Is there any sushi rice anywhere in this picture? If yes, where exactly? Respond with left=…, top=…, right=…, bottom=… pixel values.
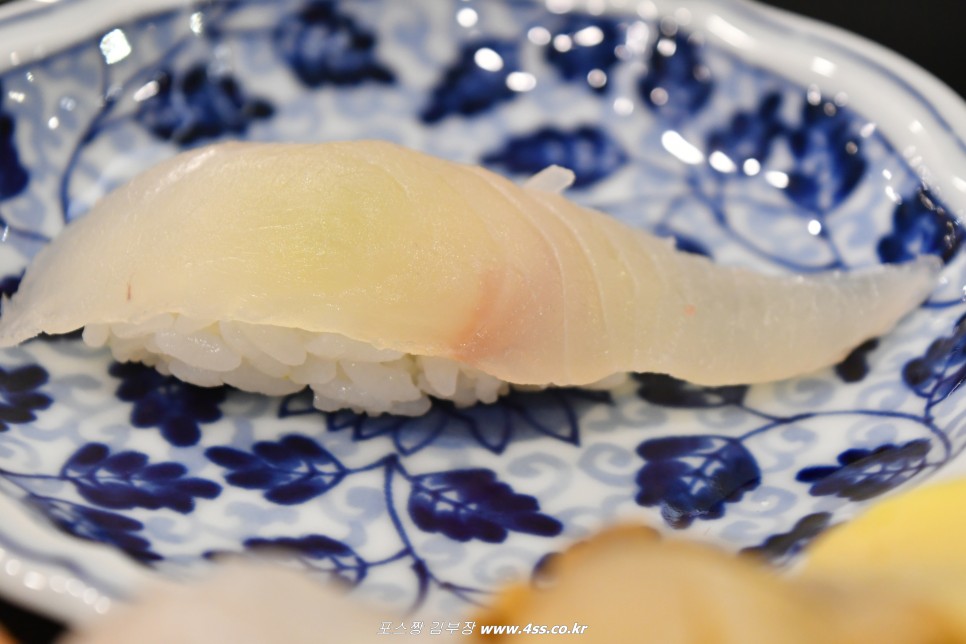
left=83, top=315, right=626, bottom=416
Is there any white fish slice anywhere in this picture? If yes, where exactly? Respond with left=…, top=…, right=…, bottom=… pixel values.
left=0, top=141, right=939, bottom=394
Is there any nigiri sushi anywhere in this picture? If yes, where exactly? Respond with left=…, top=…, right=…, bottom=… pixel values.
left=0, top=141, right=938, bottom=415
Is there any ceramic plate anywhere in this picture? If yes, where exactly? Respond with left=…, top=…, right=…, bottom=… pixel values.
left=1, top=0, right=966, bottom=626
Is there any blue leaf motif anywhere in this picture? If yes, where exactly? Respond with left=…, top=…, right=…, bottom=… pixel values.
left=60, top=443, right=220, bottom=513
left=635, top=435, right=761, bottom=529
left=877, top=187, right=962, bottom=265
left=273, top=0, right=394, bottom=88
left=902, top=312, right=966, bottom=404
left=408, top=469, right=562, bottom=543
left=796, top=439, right=931, bottom=501
left=783, top=97, right=866, bottom=213
left=483, top=126, right=627, bottom=188
left=245, top=534, right=368, bottom=585
left=0, top=273, right=21, bottom=299
left=0, top=80, right=29, bottom=200
left=110, top=361, right=225, bottom=447
left=0, top=364, right=52, bottom=432
left=705, top=92, right=785, bottom=172
left=635, top=373, right=747, bottom=408
left=421, top=39, right=521, bottom=123
left=474, top=387, right=608, bottom=448
left=30, top=497, right=162, bottom=564
left=639, top=30, right=713, bottom=118
left=206, top=434, right=345, bottom=505
left=741, top=512, right=833, bottom=565
left=324, top=405, right=446, bottom=454
left=543, top=14, right=622, bottom=92
left=136, top=64, right=273, bottom=145
left=834, top=339, right=879, bottom=383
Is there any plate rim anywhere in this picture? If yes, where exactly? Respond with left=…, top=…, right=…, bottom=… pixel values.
left=0, top=0, right=965, bottom=626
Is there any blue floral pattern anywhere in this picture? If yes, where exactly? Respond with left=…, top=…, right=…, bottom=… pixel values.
left=0, top=445, right=220, bottom=564
left=543, top=14, right=622, bottom=92
left=783, top=99, right=867, bottom=214
left=635, top=435, right=761, bottom=528
left=878, top=188, right=962, bottom=264
left=796, top=440, right=933, bottom=501
left=834, top=339, right=879, bottom=383
left=110, top=362, right=226, bottom=447
left=60, top=443, right=220, bottom=513
left=742, top=512, right=834, bottom=565
left=136, top=65, right=274, bottom=145
left=282, top=387, right=609, bottom=455
left=0, top=365, right=51, bottom=432
left=206, top=434, right=345, bottom=505
left=903, top=312, right=966, bottom=404
left=639, top=31, right=713, bottom=118
left=421, top=39, right=521, bottom=123
left=0, top=0, right=965, bottom=620
left=273, top=1, right=393, bottom=88
left=408, top=469, right=562, bottom=543
left=243, top=534, right=368, bottom=585
left=205, top=440, right=560, bottom=603
left=635, top=374, right=748, bottom=408
left=483, top=126, right=627, bottom=188
left=30, top=498, right=162, bottom=564
left=0, top=80, right=28, bottom=200
left=706, top=92, right=784, bottom=172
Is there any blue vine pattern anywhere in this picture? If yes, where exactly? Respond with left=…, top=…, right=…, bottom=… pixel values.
left=207, top=435, right=561, bottom=606
left=273, top=0, right=394, bottom=88
left=281, top=387, right=610, bottom=455
left=30, top=497, right=163, bottom=564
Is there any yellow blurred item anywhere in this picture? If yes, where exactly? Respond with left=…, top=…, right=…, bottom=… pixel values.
left=803, top=477, right=966, bottom=634
left=473, top=525, right=957, bottom=643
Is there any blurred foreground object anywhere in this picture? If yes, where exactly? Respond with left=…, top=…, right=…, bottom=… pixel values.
left=60, top=563, right=384, bottom=644
left=473, top=526, right=957, bottom=643
left=803, top=477, right=966, bottom=634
